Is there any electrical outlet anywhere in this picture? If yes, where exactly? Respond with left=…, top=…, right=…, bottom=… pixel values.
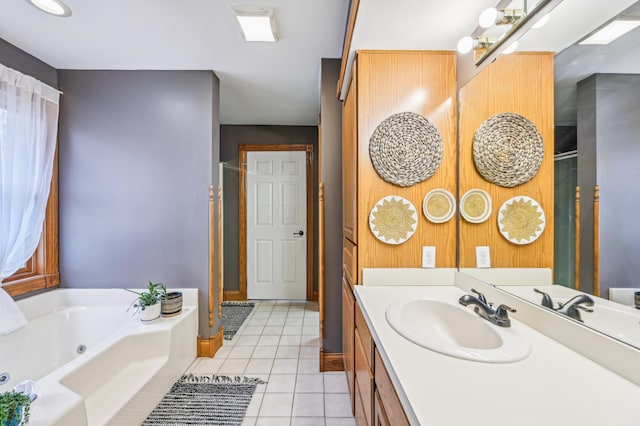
left=476, top=246, right=491, bottom=268
left=422, top=246, right=436, bottom=268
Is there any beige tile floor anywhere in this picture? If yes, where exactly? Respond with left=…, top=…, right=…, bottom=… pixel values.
left=186, top=300, right=355, bottom=426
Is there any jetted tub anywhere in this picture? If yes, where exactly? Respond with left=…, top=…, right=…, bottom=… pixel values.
left=0, top=288, right=198, bottom=425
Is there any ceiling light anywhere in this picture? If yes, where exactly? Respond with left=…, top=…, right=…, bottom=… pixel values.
left=27, top=0, right=72, bottom=17
left=579, top=20, right=640, bottom=45
left=232, top=6, right=278, bottom=42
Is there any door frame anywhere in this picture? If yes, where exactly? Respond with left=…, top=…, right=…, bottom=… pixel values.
left=239, top=144, right=314, bottom=301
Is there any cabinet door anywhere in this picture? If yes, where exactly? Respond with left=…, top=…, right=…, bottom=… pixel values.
left=342, top=277, right=355, bottom=413
left=374, top=349, right=410, bottom=426
left=374, top=390, right=390, bottom=426
left=342, top=77, right=357, bottom=243
left=355, top=327, right=373, bottom=425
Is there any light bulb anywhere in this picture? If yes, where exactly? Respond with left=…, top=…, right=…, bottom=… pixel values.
left=457, top=36, right=474, bottom=54
left=503, top=41, right=519, bottom=54
left=531, top=13, right=550, bottom=29
left=478, top=7, right=498, bottom=29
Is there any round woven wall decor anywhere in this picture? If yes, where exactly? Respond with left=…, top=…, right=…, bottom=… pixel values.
left=473, top=112, right=544, bottom=188
left=369, top=112, right=443, bottom=187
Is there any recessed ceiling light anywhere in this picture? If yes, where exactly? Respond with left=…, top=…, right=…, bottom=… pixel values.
left=232, top=6, right=278, bottom=42
left=579, top=20, right=640, bottom=45
left=27, top=0, right=72, bottom=17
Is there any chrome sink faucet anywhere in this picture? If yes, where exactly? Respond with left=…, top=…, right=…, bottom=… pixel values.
left=534, top=289, right=594, bottom=322
left=458, top=288, right=515, bottom=328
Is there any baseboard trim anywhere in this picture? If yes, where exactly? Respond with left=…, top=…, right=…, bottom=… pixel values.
left=223, top=290, right=244, bottom=301
left=197, top=326, right=224, bottom=357
left=320, top=350, right=344, bottom=372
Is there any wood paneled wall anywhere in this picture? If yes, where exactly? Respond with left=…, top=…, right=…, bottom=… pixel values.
left=458, top=53, right=554, bottom=268
left=356, top=51, right=458, bottom=277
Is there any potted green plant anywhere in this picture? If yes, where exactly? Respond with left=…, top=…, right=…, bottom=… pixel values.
left=159, top=283, right=183, bottom=317
left=0, top=391, right=31, bottom=426
left=126, top=281, right=162, bottom=321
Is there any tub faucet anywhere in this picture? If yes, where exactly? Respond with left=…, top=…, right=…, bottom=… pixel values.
left=458, top=289, right=515, bottom=328
left=556, top=294, right=594, bottom=322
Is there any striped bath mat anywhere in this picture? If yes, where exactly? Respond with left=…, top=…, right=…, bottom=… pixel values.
left=221, top=302, right=255, bottom=340
left=143, top=375, right=265, bottom=425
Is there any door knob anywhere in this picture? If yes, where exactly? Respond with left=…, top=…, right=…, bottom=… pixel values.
left=293, top=230, right=304, bottom=236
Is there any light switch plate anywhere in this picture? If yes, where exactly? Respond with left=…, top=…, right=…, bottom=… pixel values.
left=476, top=246, right=491, bottom=268
left=422, top=246, right=436, bottom=268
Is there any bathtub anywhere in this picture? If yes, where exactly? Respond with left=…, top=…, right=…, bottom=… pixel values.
left=0, top=288, right=198, bottom=425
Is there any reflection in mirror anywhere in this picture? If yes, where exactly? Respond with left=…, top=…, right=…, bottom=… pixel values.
left=459, top=268, right=640, bottom=349
left=458, top=1, right=640, bottom=349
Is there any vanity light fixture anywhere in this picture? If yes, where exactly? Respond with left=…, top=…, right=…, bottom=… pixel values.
left=458, top=0, right=563, bottom=65
left=26, top=0, right=72, bottom=17
left=478, top=8, right=525, bottom=29
left=579, top=19, right=640, bottom=45
left=232, top=6, right=278, bottom=42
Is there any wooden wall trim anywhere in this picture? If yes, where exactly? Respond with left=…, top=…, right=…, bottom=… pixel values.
left=239, top=149, right=248, bottom=301
left=575, top=186, right=581, bottom=291
left=337, top=0, right=361, bottom=99
left=238, top=144, right=315, bottom=301
left=218, top=184, right=224, bottom=318
left=209, top=185, right=215, bottom=327
left=223, top=290, right=243, bottom=301
left=321, top=351, right=345, bottom=372
left=197, top=326, right=224, bottom=358
left=593, top=185, right=600, bottom=297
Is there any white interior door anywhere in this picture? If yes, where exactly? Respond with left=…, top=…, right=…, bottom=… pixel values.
left=247, top=151, right=307, bottom=299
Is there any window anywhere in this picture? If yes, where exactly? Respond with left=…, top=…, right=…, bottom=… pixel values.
left=0, top=155, right=59, bottom=297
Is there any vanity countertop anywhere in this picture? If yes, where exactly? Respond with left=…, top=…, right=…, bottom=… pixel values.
left=355, top=285, right=640, bottom=426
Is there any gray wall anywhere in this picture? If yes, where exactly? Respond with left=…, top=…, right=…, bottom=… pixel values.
left=577, top=73, right=640, bottom=297
left=0, top=38, right=57, bottom=88
left=320, top=59, right=343, bottom=354
left=57, top=70, right=220, bottom=337
left=220, top=125, right=318, bottom=295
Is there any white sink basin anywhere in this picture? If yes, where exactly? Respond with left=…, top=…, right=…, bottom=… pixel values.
left=385, top=298, right=531, bottom=363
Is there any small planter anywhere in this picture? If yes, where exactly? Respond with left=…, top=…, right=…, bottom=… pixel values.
left=140, top=303, right=161, bottom=322
left=161, top=292, right=183, bottom=317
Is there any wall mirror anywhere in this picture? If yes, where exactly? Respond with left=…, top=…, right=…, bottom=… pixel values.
left=460, top=0, right=640, bottom=349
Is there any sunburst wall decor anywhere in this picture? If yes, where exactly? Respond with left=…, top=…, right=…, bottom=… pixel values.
left=498, top=196, right=546, bottom=245
left=369, top=196, right=418, bottom=245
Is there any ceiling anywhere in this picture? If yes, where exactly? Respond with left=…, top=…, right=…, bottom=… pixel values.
left=0, top=0, right=637, bottom=126
left=0, top=0, right=349, bottom=126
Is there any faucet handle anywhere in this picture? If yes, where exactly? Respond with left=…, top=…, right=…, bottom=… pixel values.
left=470, top=288, right=487, bottom=304
left=495, top=304, right=516, bottom=320
left=534, top=288, right=555, bottom=309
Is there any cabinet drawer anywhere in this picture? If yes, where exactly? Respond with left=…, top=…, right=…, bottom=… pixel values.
left=374, top=349, right=409, bottom=426
left=355, top=302, right=373, bottom=368
left=343, top=237, right=357, bottom=287
left=355, top=327, right=373, bottom=426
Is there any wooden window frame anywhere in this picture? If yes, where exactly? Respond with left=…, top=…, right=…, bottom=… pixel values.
left=1, top=148, right=59, bottom=297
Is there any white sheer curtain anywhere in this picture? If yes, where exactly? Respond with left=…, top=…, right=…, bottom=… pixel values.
left=0, top=63, right=60, bottom=335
